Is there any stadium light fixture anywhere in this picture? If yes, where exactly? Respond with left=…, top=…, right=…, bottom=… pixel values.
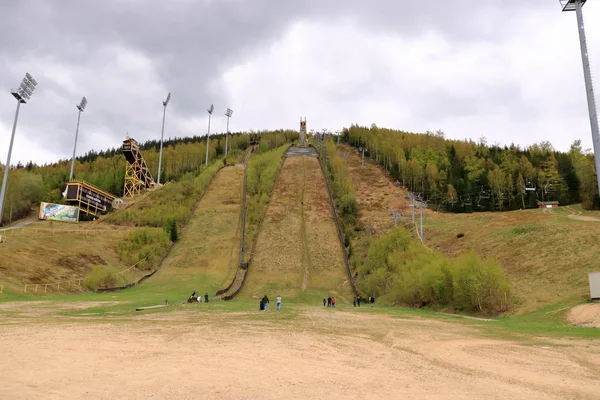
left=157, top=92, right=171, bottom=185
left=0, top=73, right=38, bottom=225
left=69, top=96, right=88, bottom=180
left=561, top=0, right=600, bottom=194
left=205, top=104, right=214, bottom=164
left=225, top=108, right=233, bottom=157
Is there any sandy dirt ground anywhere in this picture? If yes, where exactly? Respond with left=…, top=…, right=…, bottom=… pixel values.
left=568, top=303, right=600, bottom=328
left=1, top=303, right=599, bottom=400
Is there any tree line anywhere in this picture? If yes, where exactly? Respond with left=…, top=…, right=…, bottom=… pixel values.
left=344, top=124, right=599, bottom=211
left=0, top=130, right=298, bottom=225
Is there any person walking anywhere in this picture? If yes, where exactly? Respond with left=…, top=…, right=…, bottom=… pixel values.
left=370, top=296, right=375, bottom=308
left=331, top=296, right=336, bottom=308
left=327, top=296, right=332, bottom=307
left=262, top=295, right=270, bottom=311
left=357, top=295, right=362, bottom=307
left=276, top=295, right=282, bottom=311
left=323, top=297, right=327, bottom=307
left=204, top=292, right=209, bottom=303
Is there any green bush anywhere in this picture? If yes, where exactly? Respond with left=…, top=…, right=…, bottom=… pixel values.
left=357, top=228, right=510, bottom=315
left=83, top=266, right=118, bottom=290
left=118, top=229, right=169, bottom=270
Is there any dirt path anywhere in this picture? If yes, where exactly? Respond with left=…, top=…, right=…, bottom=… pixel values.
left=1, top=307, right=599, bottom=399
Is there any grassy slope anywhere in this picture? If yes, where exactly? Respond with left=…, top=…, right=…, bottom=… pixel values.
left=134, top=166, right=244, bottom=297
left=240, top=155, right=351, bottom=303
left=339, top=144, right=600, bottom=315
left=0, top=221, right=151, bottom=292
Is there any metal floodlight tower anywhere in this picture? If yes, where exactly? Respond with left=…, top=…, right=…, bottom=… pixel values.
left=225, top=108, right=233, bottom=157
left=157, top=92, right=171, bottom=185
left=0, top=73, right=38, bottom=225
left=205, top=104, right=214, bottom=164
left=561, top=0, right=600, bottom=193
left=69, top=96, right=88, bottom=180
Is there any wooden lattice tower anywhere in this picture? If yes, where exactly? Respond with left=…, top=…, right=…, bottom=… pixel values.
left=122, top=137, right=155, bottom=198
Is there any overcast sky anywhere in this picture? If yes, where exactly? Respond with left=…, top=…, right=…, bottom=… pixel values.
left=1, top=0, right=600, bottom=165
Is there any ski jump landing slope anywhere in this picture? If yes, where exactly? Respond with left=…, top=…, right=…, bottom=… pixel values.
left=242, top=148, right=350, bottom=301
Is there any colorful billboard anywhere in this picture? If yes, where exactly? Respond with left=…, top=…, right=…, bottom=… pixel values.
left=39, top=202, right=80, bottom=223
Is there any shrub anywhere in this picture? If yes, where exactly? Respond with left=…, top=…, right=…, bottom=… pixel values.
left=457, top=233, right=464, bottom=238
left=164, top=218, right=178, bottom=242
left=357, top=227, right=510, bottom=315
left=83, top=266, right=118, bottom=290
left=118, top=229, right=169, bottom=270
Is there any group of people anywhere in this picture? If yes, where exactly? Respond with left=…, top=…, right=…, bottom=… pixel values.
left=189, top=291, right=210, bottom=303
left=260, top=295, right=282, bottom=311
left=323, top=295, right=337, bottom=308
left=322, top=294, right=376, bottom=308
left=353, top=295, right=375, bottom=307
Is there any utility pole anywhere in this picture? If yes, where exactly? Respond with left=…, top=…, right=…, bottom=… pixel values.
left=560, top=0, right=600, bottom=194
left=389, top=211, right=403, bottom=226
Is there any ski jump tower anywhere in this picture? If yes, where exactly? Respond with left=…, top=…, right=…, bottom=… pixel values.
left=300, top=117, right=307, bottom=147
left=122, top=137, right=155, bottom=198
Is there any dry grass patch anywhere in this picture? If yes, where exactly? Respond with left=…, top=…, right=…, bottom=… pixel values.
left=141, top=166, right=244, bottom=294
left=242, top=156, right=349, bottom=299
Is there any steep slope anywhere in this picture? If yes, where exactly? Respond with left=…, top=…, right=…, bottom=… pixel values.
left=241, top=151, right=350, bottom=301
left=139, top=166, right=244, bottom=295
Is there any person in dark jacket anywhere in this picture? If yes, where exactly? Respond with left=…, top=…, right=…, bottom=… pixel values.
left=323, top=297, right=327, bottom=307
left=357, top=295, right=362, bottom=307
left=370, top=296, right=375, bottom=307
left=204, top=292, right=209, bottom=303
left=262, top=295, right=270, bottom=311
left=259, top=298, right=265, bottom=311
left=327, top=296, right=332, bottom=307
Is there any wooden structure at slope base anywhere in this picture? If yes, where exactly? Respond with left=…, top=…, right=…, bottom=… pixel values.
left=122, top=137, right=155, bottom=198
left=65, top=180, right=117, bottom=216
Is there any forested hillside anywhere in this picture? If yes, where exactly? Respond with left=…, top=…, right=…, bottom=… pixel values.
left=344, top=125, right=599, bottom=212
left=0, top=130, right=298, bottom=225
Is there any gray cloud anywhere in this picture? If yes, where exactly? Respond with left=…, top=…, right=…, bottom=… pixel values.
left=0, top=0, right=599, bottom=164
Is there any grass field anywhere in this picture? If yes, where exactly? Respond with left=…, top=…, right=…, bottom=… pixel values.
left=241, top=154, right=352, bottom=303
left=338, top=143, right=600, bottom=317
left=133, top=166, right=245, bottom=299
left=0, top=221, right=150, bottom=293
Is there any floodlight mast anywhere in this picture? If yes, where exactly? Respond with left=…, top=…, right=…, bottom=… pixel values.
left=69, top=96, right=88, bottom=180
left=561, top=0, right=600, bottom=194
left=205, top=104, right=214, bottom=165
left=0, top=73, right=38, bottom=225
left=157, top=92, right=171, bottom=185
left=225, top=108, right=233, bottom=157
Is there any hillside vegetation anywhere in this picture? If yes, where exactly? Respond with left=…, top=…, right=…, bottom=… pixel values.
left=344, top=125, right=599, bottom=212
left=338, top=142, right=598, bottom=314
left=0, top=130, right=298, bottom=225
left=135, top=166, right=245, bottom=296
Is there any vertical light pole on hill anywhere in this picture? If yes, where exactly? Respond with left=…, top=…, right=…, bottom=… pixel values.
left=69, top=96, right=88, bottom=180
left=225, top=108, right=233, bottom=157
left=561, top=0, right=600, bottom=194
left=157, top=92, right=171, bottom=185
left=205, top=104, right=214, bottom=165
left=0, top=73, right=38, bottom=225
